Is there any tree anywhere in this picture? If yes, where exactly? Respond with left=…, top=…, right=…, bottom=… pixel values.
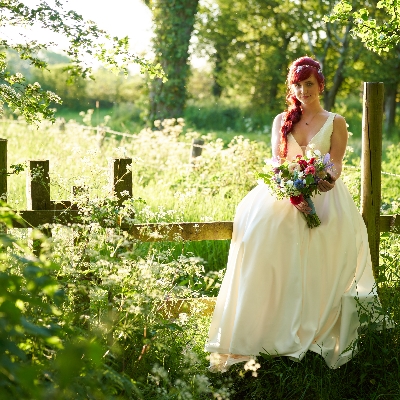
left=297, top=0, right=369, bottom=111
left=31, top=63, right=89, bottom=110
left=327, top=0, right=400, bottom=54
left=354, top=44, right=400, bottom=135
left=327, top=0, right=400, bottom=134
left=0, top=0, right=164, bottom=124
left=194, top=0, right=241, bottom=99
left=195, top=0, right=304, bottom=113
left=145, top=0, right=199, bottom=122
left=195, top=0, right=366, bottom=113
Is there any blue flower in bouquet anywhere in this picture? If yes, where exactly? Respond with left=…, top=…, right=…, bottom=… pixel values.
left=294, top=179, right=304, bottom=189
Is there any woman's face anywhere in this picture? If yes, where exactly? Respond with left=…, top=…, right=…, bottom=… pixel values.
left=291, top=73, right=322, bottom=105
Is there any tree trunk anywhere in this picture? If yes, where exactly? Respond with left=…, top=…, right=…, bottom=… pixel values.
left=149, top=0, right=199, bottom=122
left=322, top=25, right=352, bottom=111
left=252, top=35, right=290, bottom=112
left=269, top=36, right=291, bottom=112
left=323, top=58, right=346, bottom=111
left=212, top=49, right=223, bottom=98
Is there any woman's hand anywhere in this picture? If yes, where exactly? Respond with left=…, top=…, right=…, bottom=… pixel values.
left=294, top=200, right=312, bottom=214
left=318, top=179, right=335, bottom=192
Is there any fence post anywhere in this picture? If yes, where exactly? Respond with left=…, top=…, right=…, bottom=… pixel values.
left=0, top=139, right=6, bottom=202
left=191, top=138, right=204, bottom=158
left=26, top=160, right=51, bottom=256
left=360, top=82, right=384, bottom=280
left=109, top=158, right=132, bottom=206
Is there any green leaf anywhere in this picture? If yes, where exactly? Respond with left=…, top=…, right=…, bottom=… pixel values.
left=20, top=318, right=52, bottom=337
left=305, top=175, right=314, bottom=185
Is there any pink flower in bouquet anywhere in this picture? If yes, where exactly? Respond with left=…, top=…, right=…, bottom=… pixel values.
left=304, top=165, right=316, bottom=175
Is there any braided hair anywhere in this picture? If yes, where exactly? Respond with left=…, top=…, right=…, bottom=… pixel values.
left=279, top=57, right=325, bottom=158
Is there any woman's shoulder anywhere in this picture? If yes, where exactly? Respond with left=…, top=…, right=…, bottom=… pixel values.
left=330, top=113, right=348, bottom=142
left=331, top=113, right=347, bottom=128
left=273, top=112, right=286, bottom=126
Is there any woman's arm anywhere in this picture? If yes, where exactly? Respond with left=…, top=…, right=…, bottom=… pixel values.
left=328, top=114, right=348, bottom=179
left=271, top=113, right=284, bottom=159
left=318, top=114, right=348, bottom=192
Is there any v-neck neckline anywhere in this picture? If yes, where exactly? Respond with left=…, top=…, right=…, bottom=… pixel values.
left=290, top=112, right=332, bottom=149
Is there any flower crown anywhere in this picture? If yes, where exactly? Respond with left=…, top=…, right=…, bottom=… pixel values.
left=295, top=65, right=322, bottom=74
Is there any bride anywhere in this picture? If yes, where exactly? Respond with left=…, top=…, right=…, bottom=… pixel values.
left=204, top=56, right=378, bottom=372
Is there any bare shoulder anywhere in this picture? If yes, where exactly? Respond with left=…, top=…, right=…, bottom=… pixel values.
left=330, top=113, right=348, bottom=154
left=271, top=112, right=285, bottom=157
left=332, top=114, right=347, bottom=130
left=272, top=112, right=285, bottom=134
left=273, top=112, right=285, bottom=126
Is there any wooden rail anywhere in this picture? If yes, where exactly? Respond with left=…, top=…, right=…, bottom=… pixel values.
left=9, top=212, right=400, bottom=239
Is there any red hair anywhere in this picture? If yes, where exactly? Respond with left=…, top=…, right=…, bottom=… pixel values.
left=279, top=56, right=325, bottom=158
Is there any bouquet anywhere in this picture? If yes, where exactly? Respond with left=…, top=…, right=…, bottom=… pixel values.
left=258, top=149, right=333, bottom=228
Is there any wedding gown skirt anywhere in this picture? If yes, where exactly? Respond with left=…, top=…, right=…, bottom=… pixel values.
left=205, top=113, right=379, bottom=370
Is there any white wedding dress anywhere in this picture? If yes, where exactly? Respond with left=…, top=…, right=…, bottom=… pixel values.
left=205, top=113, right=379, bottom=371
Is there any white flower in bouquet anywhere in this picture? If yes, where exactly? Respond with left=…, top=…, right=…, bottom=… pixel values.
left=288, top=162, right=300, bottom=173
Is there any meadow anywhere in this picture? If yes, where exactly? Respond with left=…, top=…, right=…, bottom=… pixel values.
left=0, top=114, right=400, bottom=399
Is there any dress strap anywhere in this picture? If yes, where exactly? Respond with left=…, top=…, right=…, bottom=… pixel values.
left=309, top=113, right=335, bottom=155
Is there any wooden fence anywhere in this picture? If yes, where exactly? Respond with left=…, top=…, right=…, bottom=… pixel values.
left=0, top=82, right=399, bottom=269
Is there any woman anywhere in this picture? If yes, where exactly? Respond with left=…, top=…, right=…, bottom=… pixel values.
left=205, top=56, right=378, bottom=371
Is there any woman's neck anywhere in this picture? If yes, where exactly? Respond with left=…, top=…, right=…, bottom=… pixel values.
left=301, top=103, right=324, bottom=115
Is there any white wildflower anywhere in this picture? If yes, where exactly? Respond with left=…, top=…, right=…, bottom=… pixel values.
left=120, top=190, right=130, bottom=197
left=244, top=358, right=261, bottom=377
left=179, top=313, right=189, bottom=325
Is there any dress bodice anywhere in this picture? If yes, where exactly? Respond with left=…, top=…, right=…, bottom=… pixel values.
left=286, top=112, right=335, bottom=161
